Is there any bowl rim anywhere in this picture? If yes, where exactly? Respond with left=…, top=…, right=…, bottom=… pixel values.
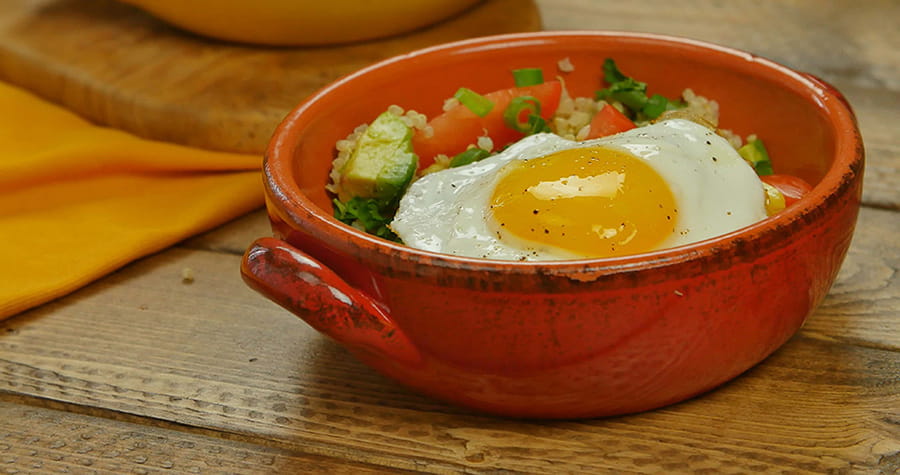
left=263, top=30, right=864, bottom=281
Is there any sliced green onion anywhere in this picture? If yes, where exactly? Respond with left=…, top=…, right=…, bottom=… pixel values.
left=738, top=138, right=775, bottom=176
left=512, top=68, right=544, bottom=87
left=503, top=96, right=541, bottom=133
left=526, top=114, right=552, bottom=134
left=454, top=87, right=494, bottom=117
left=641, top=93, right=669, bottom=119
left=449, top=148, right=492, bottom=168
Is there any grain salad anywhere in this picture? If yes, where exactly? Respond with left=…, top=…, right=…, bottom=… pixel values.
left=326, top=57, right=811, bottom=249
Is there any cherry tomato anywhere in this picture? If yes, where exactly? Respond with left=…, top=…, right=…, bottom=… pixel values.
left=412, top=81, right=563, bottom=167
left=761, top=174, right=813, bottom=207
left=585, top=103, right=635, bottom=139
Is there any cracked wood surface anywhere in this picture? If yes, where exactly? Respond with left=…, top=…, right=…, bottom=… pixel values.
left=1, top=0, right=898, bottom=473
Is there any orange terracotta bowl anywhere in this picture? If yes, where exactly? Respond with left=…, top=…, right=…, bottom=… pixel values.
left=241, top=31, right=864, bottom=418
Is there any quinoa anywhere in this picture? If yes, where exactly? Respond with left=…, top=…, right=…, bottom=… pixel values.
left=551, top=81, right=604, bottom=140
left=326, top=123, right=368, bottom=195
left=443, top=97, right=460, bottom=112
left=682, top=88, right=720, bottom=126
left=718, top=128, right=744, bottom=149
left=678, top=89, right=744, bottom=148
left=476, top=134, right=494, bottom=152
left=652, top=88, right=745, bottom=148
left=557, top=57, right=575, bottom=73
left=388, top=104, right=432, bottom=137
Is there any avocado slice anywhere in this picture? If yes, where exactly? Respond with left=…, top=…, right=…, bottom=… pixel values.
left=337, top=111, right=419, bottom=204
left=737, top=137, right=774, bottom=176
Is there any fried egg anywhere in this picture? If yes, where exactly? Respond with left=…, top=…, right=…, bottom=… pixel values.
left=390, top=119, right=767, bottom=261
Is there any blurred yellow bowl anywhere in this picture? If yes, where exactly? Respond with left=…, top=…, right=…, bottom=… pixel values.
left=119, top=0, right=485, bottom=46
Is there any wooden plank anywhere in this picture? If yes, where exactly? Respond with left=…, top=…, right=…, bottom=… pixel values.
left=1, top=322, right=897, bottom=473
left=2, top=0, right=895, bottom=209
left=180, top=208, right=270, bottom=256
left=0, top=0, right=540, bottom=154
left=801, top=206, right=900, bottom=350
left=1, top=0, right=896, bottom=210
left=538, top=0, right=900, bottom=89
left=0, top=400, right=409, bottom=473
left=838, top=85, right=900, bottom=210
left=0, top=1, right=896, bottom=473
left=1, top=207, right=897, bottom=473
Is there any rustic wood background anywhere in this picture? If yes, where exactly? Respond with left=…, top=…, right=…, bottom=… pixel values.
left=1, top=0, right=898, bottom=473
left=0, top=0, right=541, bottom=154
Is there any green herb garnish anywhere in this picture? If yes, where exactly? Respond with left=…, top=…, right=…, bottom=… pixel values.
left=596, top=58, right=675, bottom=121
left=525, top=114, right=552, bottom=134
left=512, top=68, right=544, bottom=87
left=503, top=96, right=542, bottom=133
left=333, top=197, right=400, bottom=241
left=449, top=148, right=492, bottom=168
left=454, top=87, right=494, bottom=117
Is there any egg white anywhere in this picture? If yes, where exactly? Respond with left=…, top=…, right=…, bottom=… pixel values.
left=390, top=119, right=768, bottom=261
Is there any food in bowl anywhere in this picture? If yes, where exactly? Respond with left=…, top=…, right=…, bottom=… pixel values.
left=328, top=59, right=812, bottom=260
left=241, top=32, right=863, bottom=418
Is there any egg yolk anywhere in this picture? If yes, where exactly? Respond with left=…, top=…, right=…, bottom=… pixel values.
left=489, top=146, right=678, bottom=258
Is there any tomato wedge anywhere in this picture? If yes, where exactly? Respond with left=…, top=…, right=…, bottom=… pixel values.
left=584, top=103, right=635, bottom=139
left=761, top=174, right=813, bottom=207
left=412, top=81, right=563, bottom=167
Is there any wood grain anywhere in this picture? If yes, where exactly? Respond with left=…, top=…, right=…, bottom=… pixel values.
left=1, top=206, right=897, bottom=473
left=0, top=400, right=408, bottom=474
left=0, top=0, right=541, bottom=154
left=1, top=1, right=898, bottom=473
left=0, top=0, right=897, bottom=210
left=841, top=85, right=900, bottom=210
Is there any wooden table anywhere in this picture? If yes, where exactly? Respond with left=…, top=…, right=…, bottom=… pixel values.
left=2, top=1, right=898, bottom=473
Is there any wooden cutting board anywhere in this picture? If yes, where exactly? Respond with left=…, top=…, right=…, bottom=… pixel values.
left=0, top=0, right=541, bottom=154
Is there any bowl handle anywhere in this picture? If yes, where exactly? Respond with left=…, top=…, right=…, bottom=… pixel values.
left=241, top=237, right=421, bottom=365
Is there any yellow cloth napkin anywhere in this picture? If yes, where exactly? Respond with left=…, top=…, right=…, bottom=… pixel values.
left=0, top=82, right=264, bottom=319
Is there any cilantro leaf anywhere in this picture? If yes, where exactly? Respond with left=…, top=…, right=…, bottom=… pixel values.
left=602, top=58, right=628, bottom=83
left=641, top=93, right=669, bottom=119
left=333, top=197, right=401, bottom=242
left=596, top=58, right=678, bottom=121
